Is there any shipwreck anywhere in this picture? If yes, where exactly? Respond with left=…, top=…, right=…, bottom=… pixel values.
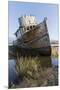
left=10, top=15, right=51, bottom=57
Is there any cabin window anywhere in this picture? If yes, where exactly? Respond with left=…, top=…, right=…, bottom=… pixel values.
left=30, top=26, right=32, bottom=30
left=27, top=27, right=29, bottom=30
left=33, top=25, right=35, bottom=28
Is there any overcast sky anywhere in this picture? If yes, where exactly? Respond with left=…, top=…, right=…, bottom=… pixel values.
left=8, top=1, right=59, bottom=41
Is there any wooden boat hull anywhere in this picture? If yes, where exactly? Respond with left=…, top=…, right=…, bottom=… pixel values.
left=15, top=21, right=51, bottom=56
left=14, top=27, right=51, bottom=56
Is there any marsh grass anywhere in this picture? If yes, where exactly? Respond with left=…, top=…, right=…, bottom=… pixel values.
left=51, top=47, right=58, bottom=57
left=16, top=55, right=42, bottom=78
left=15, top=55, right=58, bottom=88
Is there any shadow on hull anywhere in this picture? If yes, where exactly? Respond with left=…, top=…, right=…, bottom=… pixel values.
left=9, top=45, right=51, bottom=59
